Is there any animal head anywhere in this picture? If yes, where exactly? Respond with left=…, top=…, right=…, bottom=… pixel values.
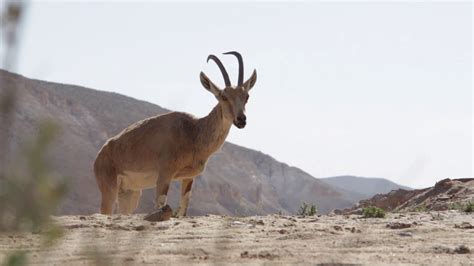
left=200, top=51, right=257, bottom=129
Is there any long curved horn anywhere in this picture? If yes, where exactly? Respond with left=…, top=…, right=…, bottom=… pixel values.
left=224, top=51, right=244, bottom=86
left=207, top=54, right=231, bottom=87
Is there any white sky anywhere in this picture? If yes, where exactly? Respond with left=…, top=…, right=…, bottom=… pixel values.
left=11, top=1, right=472, bottom=188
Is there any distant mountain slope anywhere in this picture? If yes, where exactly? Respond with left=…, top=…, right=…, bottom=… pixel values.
left=320, top=175, right=411, bottom=202
left=1, top=69, right=355, bottom=215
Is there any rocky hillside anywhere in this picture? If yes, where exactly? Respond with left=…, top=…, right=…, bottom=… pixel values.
left=1, top=69, right=356, bottom=215
left=338, top=178, right=474, bottom=214
left=320, top=175, right=411, bottom=203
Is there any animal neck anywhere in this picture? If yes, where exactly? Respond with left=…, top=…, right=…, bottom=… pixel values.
left=196, top=102, right=233, bottom=156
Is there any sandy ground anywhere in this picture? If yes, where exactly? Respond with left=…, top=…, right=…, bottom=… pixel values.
left=1, top=211, right=473, bottom=265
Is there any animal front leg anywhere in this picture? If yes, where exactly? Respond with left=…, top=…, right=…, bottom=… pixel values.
left=144, top=173, right=174, bottom=222
left=155, top=175, right=171, bottom=209
left=118, top=189, right=142, bottom=214
left=176, top=178, right=194, bottom=217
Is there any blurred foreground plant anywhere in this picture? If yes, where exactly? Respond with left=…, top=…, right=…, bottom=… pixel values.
left=1, top=1, right=69, bottom=265
left=1, top=0, right=68, bottom=234
left=0, top=122, right=68, bottom=232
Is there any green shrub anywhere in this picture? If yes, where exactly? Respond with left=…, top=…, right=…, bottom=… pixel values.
left=362, top=206, right=386, bottom=218
left=297, top=202, right=317, bottom=216
left=464, top=202, right=474, bottom=213
left=449, top=202, right=464, bottom=211
left=414, top=205, right=427, bottom=212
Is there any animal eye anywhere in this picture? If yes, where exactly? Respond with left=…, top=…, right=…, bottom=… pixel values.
left=221, top=95, right=228, bottom=101
left=245, top=95, right=249, bottom=102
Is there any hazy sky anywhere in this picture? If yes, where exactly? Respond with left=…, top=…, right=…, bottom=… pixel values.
left=12, top=1, right=472, bottom=188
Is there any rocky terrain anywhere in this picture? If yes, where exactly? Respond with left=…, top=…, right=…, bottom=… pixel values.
left=1, top=178, right=472, bottom=264
left=339, top=178, right=474, bottom=214
left=0, top=211, right=473, bottom=265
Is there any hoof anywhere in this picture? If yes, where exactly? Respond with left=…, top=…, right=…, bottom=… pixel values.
left=144, top=205, right=172, bottom=222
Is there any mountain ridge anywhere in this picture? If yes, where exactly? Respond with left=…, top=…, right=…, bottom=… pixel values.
left=320, top=175, right=411, bottom=203
left=1, top=69, right=353, bottom=215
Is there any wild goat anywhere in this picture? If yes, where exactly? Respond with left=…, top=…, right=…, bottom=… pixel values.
left=94, top=51, right=257, bottom=217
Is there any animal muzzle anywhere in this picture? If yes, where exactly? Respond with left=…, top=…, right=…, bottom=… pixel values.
left=234, top=114, right=246, bottom=129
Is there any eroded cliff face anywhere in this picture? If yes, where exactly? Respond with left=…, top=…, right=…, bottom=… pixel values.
left=339, top=178, right=474, bottom=214
left=1, top=69, right=355, bottom=215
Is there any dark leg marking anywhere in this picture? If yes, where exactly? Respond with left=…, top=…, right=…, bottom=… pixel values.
left=184, top=179, right=193, bottom=194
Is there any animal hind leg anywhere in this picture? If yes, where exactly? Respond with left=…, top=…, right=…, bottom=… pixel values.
left=94, top=150, right=119, bottom=215
left=96, top=171, right=118, bottom=214
left=118, top=189, right=142, bottom=214
left=176, top=178, right=194, bottom=217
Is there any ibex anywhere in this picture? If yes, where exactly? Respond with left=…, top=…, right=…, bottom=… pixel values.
left=94, top=51, right=257, bottom=218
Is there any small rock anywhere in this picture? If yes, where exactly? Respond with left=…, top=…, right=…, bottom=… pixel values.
left=230, top=221, right=245, bottom=226
left=433, top=245, right=452, bottom=254
left=454, top=245, right=470, bottom=254
left=436, top=195, right=451, bottom=201
left=454, top=222, right=474, bottom=229
left=144, top=205, right=172, bottom=222
left=79, top=216, right=86, bottom=220
left=386, top=222, right=411, bottom=229
left=241, top=251, right=249, bottom=258
left=333, top=225, right=343, bottom=231
left=156, top=225, right=170, bottom=230
left=134, top=225, right=146, bottom=231
left=256, top=220, right=265, bottom=225
left=278, top=229, right=287, bottom=234
left=258, top=251, right=278, bottom=260
left=398, top=231, right=413, bottom=237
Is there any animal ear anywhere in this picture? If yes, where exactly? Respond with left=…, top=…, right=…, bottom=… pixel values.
left=200, top=72, right=222, bottom=98
left=243, top=69, right=257, bottom=91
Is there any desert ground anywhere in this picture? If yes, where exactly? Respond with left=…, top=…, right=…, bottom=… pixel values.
left=0, top=211, right=473, bottom=265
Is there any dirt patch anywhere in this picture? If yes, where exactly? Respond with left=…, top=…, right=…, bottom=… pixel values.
left=0, top=211, right=473, bottom=264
